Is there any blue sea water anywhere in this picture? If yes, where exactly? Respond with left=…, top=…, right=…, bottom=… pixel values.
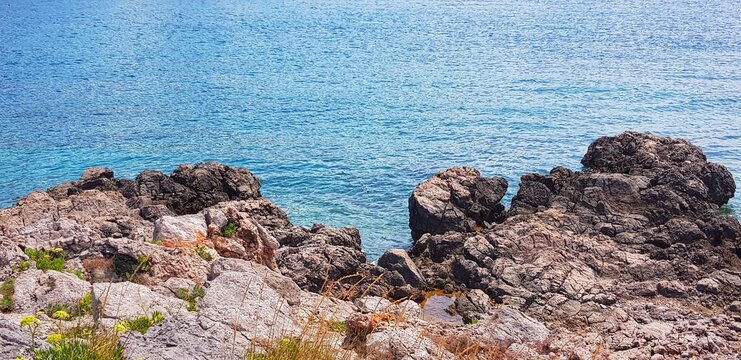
left=1, top=0, right=739, bottom=259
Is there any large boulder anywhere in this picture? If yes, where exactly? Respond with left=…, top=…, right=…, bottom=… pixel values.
left=409, top=167, right=507, bottom=240
left=92, top=281, right=188, bottom=320
left=378, top=248, right=425, bottom=289
left=12, top=269, right=90, bottom=313
left=153, top=214, right=207, bottom=243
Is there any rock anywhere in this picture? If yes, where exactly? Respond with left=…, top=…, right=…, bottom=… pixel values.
left=208, top=258, right=302, bottom=305
left=92, top=281, right=189, bottom=320
left=139, top=204, right=175, bottom=222
left=123, top=314, right=232, bottom=360
left=454, top=289, right=490, bottom=324
left=197, top=270, right=300, bottom=346
left=153, top=214, right=207, bottom=243
left=473, top=307, right=551, bottom=344
left=365, top=327, right=453, bottom=360
left=696, top=278, right=720, bottom=294
left=103, top=238, right=209, bottom=284
left=378, top=249, right=425, bottom=288
left=275, top=225, right=370, bottom=294
left=409, top=167, right=507, bottom=240
left=657, top=281, right=688, bottom=298
left=153, top=277, right=198, bottom=298
left=169, top=163, right=261, bottom=211
left=0, top=318, right=39, bottom=359
left=78, top=167, right=117, bottom=191
left=12, top=269, right=89, bottom=313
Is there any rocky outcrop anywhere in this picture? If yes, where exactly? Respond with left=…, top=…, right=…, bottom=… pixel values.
left=1, top=132, right=739, bottom=359
left=408, top=132, right=741, bottom=358
left=408, top=167, right=507, bottom=240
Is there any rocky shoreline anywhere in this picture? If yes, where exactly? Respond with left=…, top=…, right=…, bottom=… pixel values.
left=1, top=131, right=739, bottom=359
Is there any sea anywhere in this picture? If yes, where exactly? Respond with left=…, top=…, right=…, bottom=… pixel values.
left=1, top=0, right=739, bottom=259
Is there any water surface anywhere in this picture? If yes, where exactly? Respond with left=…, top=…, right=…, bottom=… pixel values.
left=1, top=0, right=739, bottom=259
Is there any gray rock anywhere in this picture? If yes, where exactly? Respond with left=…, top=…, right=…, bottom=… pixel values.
left=365, top=327, right=453, bottom=360
left=409, top=167, right=507, bottom=240
left=93, top=282, right=188, bottom=320
left=378, top=249, right=425, bottom=288
left=0, top=318, right=42, bottom=359
left=454, top=289, right=490, bottom=324
left=197, top=270, right=300, bottom=346
left=696, top=278, right=720, bottom=294
left=153, top=214, right=207, bottom=243
left=13, top=269, right=90, bottom=313
left=208, top=258, right=302, bottom=306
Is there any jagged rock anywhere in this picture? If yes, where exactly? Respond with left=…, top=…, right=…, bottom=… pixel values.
left=453, top=289, right=490, bottom=324
left=409, top=167, right=507, bottom=240
left=407, top=132, right=741, bottom=357
left=12, top=269, right=90, bottom=313
left=123, top=313, right=232, bottom=360
left=365, top=327, right=453, bottom=360
left=275, top=225, right=368, bottom=293
left=196, top=270, right=300, bottom=346
left=208, top=258, right=302, bottom=306
left=0, top=238, right=25, bottom=280
left=0, top=318, right=42, bottom=359
left=78, top=167, right=117, bottom=191
left=92, top=281, right=188, bottom=320
left=378, top=249, right=425, bottom=288
left=470, top=307, right=550, bottom=344
left=102, top=238, right=209, bottom=284
left=153, top=214, right=207, bottom=243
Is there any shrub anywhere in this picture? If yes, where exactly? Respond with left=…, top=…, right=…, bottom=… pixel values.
left=176, top=285, right=206, bottom=312
left=196, top=246, right=213, bottom=261
left=0, top=279, right=14, bottom=312
left=221, top=222, right=238, bottom=238
left=719, top=205, right=734, bottom=216
left=24, top=248, right=66, bottom=272
left=34, top=328, right=124, bottom=360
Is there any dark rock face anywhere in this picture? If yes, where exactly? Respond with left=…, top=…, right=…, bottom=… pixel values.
left=408, top=167, right=507, bottom=241
left=275, top=224, right=389, bottom=297
left=50, top=162, right=262, bottom=216
left=408, top=132, right=741, bottom=357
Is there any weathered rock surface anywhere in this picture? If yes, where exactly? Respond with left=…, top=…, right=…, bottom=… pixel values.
left=409, top=167, right=507, bottom=240
left=13, top=269, right=90, bottom=313
left=408, top=132, right=741, bottom=358
left=1, top=133, right=740, bottom=359
left=93, top=281, right=189, bottom=320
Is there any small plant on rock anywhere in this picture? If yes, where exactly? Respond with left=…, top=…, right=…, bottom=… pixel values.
left=221, top=222, right=238, bottom=238
left=116, top=311, right=165, bottom=334
left=176, top=285, right=206, bottom=312
left=196, top=246, right=213, bottom=261
left=0, top=279, right=14, bottom=312
left=24, top=248, right=66, bottom=272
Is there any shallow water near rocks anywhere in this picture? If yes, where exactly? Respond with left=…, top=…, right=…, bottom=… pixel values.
left=1, top=0, right=739, bottom=259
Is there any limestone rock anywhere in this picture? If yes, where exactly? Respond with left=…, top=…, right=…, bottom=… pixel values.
left=13, top=269, right=89, bottom=313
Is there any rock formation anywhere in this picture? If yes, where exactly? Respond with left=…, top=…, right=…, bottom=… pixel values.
left=0, top=132, right=739, bottom=359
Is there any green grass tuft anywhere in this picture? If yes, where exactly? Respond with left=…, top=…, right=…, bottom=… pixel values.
left=221, top=222, right=238, bottom=238
left=176, top=285, right=206, bottom=312
left=24, top=248, right=66, bottom=272
left=196, top=246, right=213, bottom=261
left=245, top=338, right=344, bottom=360
left=121, top=311, right=165, bottom=334
left=34, top=327, right=124, bottom=360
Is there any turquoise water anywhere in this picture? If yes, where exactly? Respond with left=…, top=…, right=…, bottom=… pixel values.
left=1, top=0, right=739, bottom=259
